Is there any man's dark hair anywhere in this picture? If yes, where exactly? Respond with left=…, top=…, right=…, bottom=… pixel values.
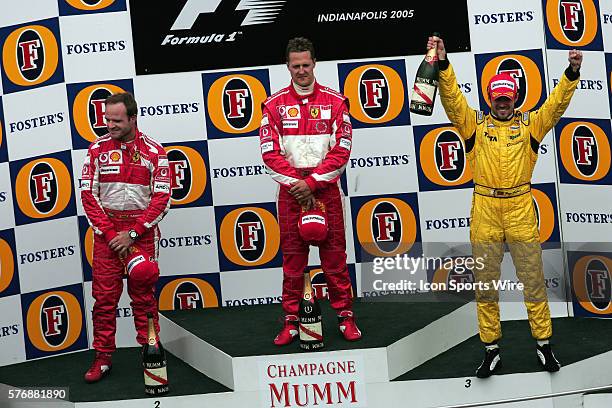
left=105, top=92, right=138, bottom=117
left=286, top=37, right=316, bottom=62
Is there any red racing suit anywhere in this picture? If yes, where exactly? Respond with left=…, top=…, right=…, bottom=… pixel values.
left=81, top=130, right=171, bottom=352
left=259, top=81, right=354, bottom=315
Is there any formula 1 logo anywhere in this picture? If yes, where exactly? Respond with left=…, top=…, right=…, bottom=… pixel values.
left=164, top=142, right=212, bottom=207
left=23, top=285, right=87, bottom=358
left=570, top=252, right=612, bottom=316
left=339, top=60, right=410, bottom=128
left=171, top=0, right=287, bottom=30
left=476, top=49, right=546, bottom=112
left=352, top=194, right=420, bottom=261
left=414, top=125, right=473, bottom=191
left=0, top=18, right=64, bottom=93
left=67, top=80, right=133, bottom=149
left=557, top=119, right=612, bottom=184
left=217, top=204, right=281, bottom=270
left=544, top=0, right=603, bottom=50
left=158, top=276, right=220, bottom=310
left=203, top=70, right=270, bottom=138
left=12, top=153, right=75, bottom=224
left=59, top=0, right=126, bottom=15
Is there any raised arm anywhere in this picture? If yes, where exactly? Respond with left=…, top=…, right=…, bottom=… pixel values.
left=431, top=36, right=477, bottom=140
left=530, top=49, right=582, bottom=142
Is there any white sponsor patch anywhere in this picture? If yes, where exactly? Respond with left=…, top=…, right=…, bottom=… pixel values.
left=282, top=120, right=299, bottom=129
left=154, top=182, right=171, bottom=193
left=158, top=157, right=169, bottom=167
left=127, top=255, right=146, bottom=274
left=301, top=214, right=326, bottom=225
left=100, top=166, right=120, bottom=174
left=342, top=112, right=351, bottom=123
left=339, top=138, right=352, bottom=150
left=79, top=179, right=92, bottom=191
left=261, top=141, right=274, bottom=154
left=261, top=113, right=269, bottom=126
left=490, top=80, right=515, bottom=90
left=321, top=106, right=331, bottom=119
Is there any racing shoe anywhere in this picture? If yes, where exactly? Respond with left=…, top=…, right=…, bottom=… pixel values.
left=84, top=351, right=112, bottom=383
left=273, top=315, right=299, bottom=346
left=537, top=344, right=561, bottom=372
left=475, top=347, right=502, bottom=378
left=338, top=310, right=362, bottom=341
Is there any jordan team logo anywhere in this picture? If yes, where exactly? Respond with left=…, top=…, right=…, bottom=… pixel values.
left=557, top=119, right=612, bottom=184
left=12, top=153, right=75, bottom=224
left=414, top=125, right=473, bottom=191
left=217, top=204, right=281, bottom=270
left=164, top=142, right=212, bottom=207
left=352, top=194, right=420, bottom=260
left=0, top=19, right=63, bottom=93
left=203, top=70, right=270, bottom=138
left=544, top=0, right=603, bottom=50
left=570, top=253, right=612, bottom=316
left=23, top=286, right=87, bottom=358
left=67, top=80, right=133, bottom=149
left=338, top=59, right=410, bottom=128
left=158, top=277, right=220, bottom=310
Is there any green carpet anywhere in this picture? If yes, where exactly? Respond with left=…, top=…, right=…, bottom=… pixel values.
left=162, top=293, right=467, bottom=357
left=0, top=348, right=229, bottom=402
left=396, top=317, right=612, bottom=381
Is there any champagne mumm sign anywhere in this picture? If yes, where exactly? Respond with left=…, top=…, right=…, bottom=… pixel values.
left=259, top=356, right=367, bottom=407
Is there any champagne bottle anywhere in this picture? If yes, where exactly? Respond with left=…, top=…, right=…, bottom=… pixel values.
left=410, top=32, right=440, bottom=116
left=299, top=269, right=324, bottom=351
left=143, top=313, right=169, bottom=396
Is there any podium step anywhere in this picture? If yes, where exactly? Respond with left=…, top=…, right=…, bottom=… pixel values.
left=396, top=317, right=612, bottom=381
left=161, top=294, right=468, bottom=357
left=0, top=347, right=229, bottom=403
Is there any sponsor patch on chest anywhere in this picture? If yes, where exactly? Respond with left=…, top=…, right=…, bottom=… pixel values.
left=100, top=165, right=120, bottom=175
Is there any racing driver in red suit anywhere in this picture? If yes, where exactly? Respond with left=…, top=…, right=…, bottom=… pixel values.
left=260, top=37, right=361, bottom=345
left=80, top=92, right=171, bottom=382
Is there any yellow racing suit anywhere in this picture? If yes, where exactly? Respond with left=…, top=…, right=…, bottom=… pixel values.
left=439, top=61, right=579, bottom=343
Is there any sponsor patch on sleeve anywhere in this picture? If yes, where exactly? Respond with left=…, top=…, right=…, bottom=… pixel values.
left=261, top=113, right=269, bottom=126
left=339, top=138, right=352, bottom=150
left=343, top=112, right=351, bottom=124
left=153, top=182, right=171, bottom=193
left=79, top=179, right=92, bottom=191
left=158, top=156, right=169, bottom=167
left=261, top=141, right=274, bottom=154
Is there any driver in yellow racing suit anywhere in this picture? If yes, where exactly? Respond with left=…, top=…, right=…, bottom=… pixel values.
left=428, top=35, right=582, bottom=378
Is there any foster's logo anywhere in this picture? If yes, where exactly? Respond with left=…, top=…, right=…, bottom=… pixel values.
left=0, top=19, right=63, bottom=93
